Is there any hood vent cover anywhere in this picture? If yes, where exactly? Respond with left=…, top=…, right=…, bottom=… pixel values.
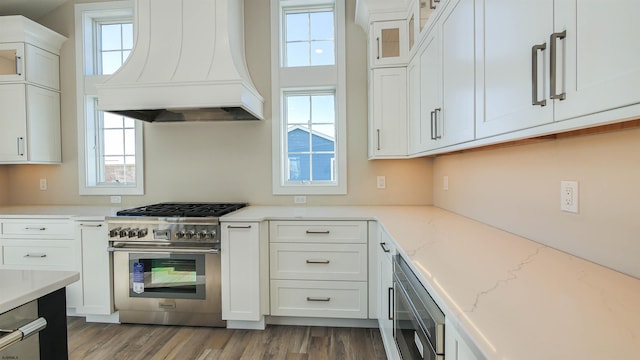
left=96, top=0, right=264, bottom=122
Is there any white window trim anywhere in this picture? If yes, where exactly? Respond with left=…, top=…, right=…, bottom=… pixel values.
left=75, top=1, right=144, bottom=195
left=271, top=0, right=347, bottom=195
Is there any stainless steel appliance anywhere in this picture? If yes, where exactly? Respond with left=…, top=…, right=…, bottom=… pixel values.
left=107, top=202, right=246, bottom=327
left=393, top=255, right=445, bottom=360
left=0, top=301, right=47, bottom=359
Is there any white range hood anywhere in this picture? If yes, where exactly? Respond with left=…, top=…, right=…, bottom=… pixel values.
left=96, top=0, right=264, bottom=122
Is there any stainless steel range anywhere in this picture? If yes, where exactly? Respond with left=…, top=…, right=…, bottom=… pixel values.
left=107, top=202, right=246, bottom=327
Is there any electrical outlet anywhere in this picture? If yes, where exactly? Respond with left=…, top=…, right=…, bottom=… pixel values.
left=110, top=196, right=122, bottom=204
left=294, top=196, right=307, bottom=204
left=377, top=176, right=386, bottom=189
left=39, top=178, right=47, bottom=191
left=560, top=181, right=578, bottom=213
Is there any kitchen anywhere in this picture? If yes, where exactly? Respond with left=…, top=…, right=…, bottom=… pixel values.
left=0, top=0, right=639, bottom=359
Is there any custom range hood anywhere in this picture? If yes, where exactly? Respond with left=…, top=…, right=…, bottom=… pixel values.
left=96, top=0, right=264, bottom=122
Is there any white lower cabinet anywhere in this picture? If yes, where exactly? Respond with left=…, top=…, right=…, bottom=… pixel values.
left=377, top=228, right=400, bottom=359
left=221, top=222, right=267, bottom=323
left=445, top=318, right=484, bottom=360
left=77, top=221, right=113, bottom=316
left=0, top=218, right=82, bottom=309
left=269, top=221, right=369, bottom=319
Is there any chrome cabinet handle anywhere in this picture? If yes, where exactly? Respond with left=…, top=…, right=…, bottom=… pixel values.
left=306, top=259, right=330, bottom=264
left=388, top=287, right=394, bottom=320
left=434, top=108, right=442, bottom=139
left=550, top=30, right=567, bottom=100
left=531, top=43, right=547, bottom=106
left=107, top=246, right=219, bottom=254
left=380, top=242, right=390, bottom=253
left=376, top=37, right=380, bottom=59
left=0, top=318, right=46, bottom=353
left=376, top=129, right=381, bottom=150
left=80, top=224, right=103, bottom=228
left=24, top=253, right=47, bottom=258
left=306, top=297, right=331, bottom=302
left=305, top=230, right=330, bottom=234
left=227, top=225, right=252, bottom=229
left=430, top=110, right=436, bottom=140
left=24, top=227, right=46, bottom=231
left=15, top=55, right=22, bottom=76
left=17, top=137, right=24, bottom=156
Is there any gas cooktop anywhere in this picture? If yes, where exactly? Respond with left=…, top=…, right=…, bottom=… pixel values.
left=115, top=202, right=247, bottom=218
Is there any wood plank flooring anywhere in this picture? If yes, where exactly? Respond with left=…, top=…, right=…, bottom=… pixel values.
left=67, top=317, right=388, bottom=360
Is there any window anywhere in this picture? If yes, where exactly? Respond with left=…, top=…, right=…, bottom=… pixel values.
left=75, top=1, right=143, bottom=195
left=272, top=0, right=346, bottom=195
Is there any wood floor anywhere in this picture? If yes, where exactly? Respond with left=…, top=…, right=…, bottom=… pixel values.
left=67, top=317, right=388, bottom=360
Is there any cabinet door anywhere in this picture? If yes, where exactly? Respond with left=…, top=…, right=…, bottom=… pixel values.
left=476, top=0, right=554, bottom=138
left=377, top=237, right=398, bottom=359
left=553, top=0, right=640, bottom=122
left=407, top=56, right=422, bottom=154
left=25, top=85, right=61, bottom=163
left=221, top=222, right=261, bottom=321
left=78, top=221, right=112, bottom=315
left=418, top=28, right=442, bottom=152
left=371, top=21, right=409, bottom=67
left=445, top=319, right=483, bottom=360
left=439, top=0, right=475, bottom=148
left=25, top=44, right=60, bottom=90
left=0, top=84, right=27, bottom=162
left=370, top=67, right=408, bottom=158
left=0, top=43, right=25, bottom=82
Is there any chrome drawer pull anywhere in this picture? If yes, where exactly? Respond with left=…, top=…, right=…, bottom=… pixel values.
left=24, top=253, right=47, bottom=258
left=24, top=227, right=46, bottom=231
left=80, top=224, right=103, bottom=228
left=380, top=242, right=391, bottom=253
left=227, top=225, right=252, bottom=229
left=306, top=297, right=331, bottom=302
left=305, top=230, right=330, bottom=234
left=306, top=259, right=330, bottom=264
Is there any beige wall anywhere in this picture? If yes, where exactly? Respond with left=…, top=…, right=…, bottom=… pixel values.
left=5, top=0, right=433, bottom=207
left=0, top=167, right=7, bottom=205
left=433, top=127, right=640, bottom=278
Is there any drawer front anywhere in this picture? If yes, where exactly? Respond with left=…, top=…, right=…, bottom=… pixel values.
left=270, top=280, right=368, bottom=318
left=270, top=221, right=367, bottom=243
left=3, top=242, right=75, bottom=268
left=270, top=243, right=367, bottom=281
left=1, top=220, right=74, bottom=238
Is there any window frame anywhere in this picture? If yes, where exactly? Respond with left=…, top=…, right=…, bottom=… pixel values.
left=271, top=0, right=347, bottom=195
left=75, top=1, right=144, bottom=196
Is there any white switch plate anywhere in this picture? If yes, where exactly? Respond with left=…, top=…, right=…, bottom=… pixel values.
left=294, top=196, right=307, bottom=204
left=377, top=176, right=386, bottom=189
left=560, top=181, right=578, bottom=213
left=443, top=176, right=449, bottom=190
left=110, top=196, right=122, bottom=204
left=39, top=178, right=47, bottom=191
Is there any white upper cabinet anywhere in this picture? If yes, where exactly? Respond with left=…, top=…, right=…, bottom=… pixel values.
left=370, top=67, right=408, bottom=158
left=475, top=0, right=555, bottom=138
left=553, top=0, right=640, bottom=122
left=370, top=20, right=409, bottom=67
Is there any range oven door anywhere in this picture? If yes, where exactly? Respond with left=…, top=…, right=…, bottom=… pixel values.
left=111, top=244, right=224, bottom=327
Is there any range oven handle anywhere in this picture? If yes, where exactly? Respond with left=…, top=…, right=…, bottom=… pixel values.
left=107, top=246, right=220, bottom=255
left=0, top=317, right=47, bottom=353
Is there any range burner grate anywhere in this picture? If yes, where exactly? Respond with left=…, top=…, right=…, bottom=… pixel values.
left=116, top=202, right=247, bottom=217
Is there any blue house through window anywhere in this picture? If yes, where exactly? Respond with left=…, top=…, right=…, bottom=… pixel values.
left=287, top=126, right=335, bottom=182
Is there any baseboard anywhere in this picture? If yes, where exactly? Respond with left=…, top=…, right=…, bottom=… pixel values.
left=267, top=316, right=378, bottom=328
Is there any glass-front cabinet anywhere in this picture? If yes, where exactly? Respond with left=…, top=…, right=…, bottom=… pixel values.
left=0, top=43, right=25, bottom=82
left=370, top=20, right=408, bottom=67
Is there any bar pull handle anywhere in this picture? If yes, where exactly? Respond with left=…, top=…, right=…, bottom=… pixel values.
left=388, top=287, right=394, bottom=320
left=430, top=0, right=436, bottom=9
left=430, top=110, right=436, bottom=140
left=434, top=108, right=442, bottom=139
left=306, top=259, right=330, bottom=264
left=0, top=318, right=47, bottom=353
left=376, top=129, right=381, bottom=150
left=15, top=55, right=22, bottom=76
left=158, top=303, right=176, bottom=309
left=550, top=30, right=567, bottom=100
left=17, top=137, right=24, bottom=156
left=24, top=253, right=47, bottom=258
left=227, top=225, right=252, bottom=229
left=80, top=224, right=103, bottom=228
left=25, top=227, right=46, bottom=231
left=305, top=230, right=330, bottom=234
left=306, top=297, right=331, bottom=302
left=531, top=43, right=547, bottom=106
left=380, top=242, right=390, bottom=253
left=376, top=37, right=380, bottom=59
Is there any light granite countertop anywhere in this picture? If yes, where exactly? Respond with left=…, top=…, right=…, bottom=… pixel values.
left=0, top=270, right=79, bottom=314
left=223, top=205, right=640, bottom=360
left=0, top=205, right=120, bottom=220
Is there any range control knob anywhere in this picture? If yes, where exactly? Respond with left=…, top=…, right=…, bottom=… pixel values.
left=109, top=227, right=121, bottom=238
left=198, top=231, right=209, bottom=240
left=119, top=228, right=130, bottom=238
left=176, top=231, right=186, bottom=239
left=185, top=230, right=196, bottom=240
left=128, top=228, right=139, bottom=238
left=137, top=228, right=148, bottom=238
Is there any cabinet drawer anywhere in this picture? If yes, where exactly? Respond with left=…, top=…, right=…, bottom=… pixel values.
left=270, top=221, right=367, bottom=244
left=3, top=242, right=75, bottom=268
left=270, top=280, right=368, bottom=319
left=270, top=243, right=367, bottom=281
left=1, top=220, right=74, bottom=238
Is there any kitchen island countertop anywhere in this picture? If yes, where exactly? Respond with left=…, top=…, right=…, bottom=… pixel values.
left=0, top=270, right=79, bottom=314
left=223, top=205, right=640, bottom=360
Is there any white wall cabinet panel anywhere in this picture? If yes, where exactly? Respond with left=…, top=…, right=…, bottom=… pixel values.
left=0, top=84, right=27, bottom=162
left=369, top=67, right=408, bottom=158
left=221, top=222, right=262, bottom=322
left=417, top=30, right=441, bottom=152
left=77, top=221, right=113, bottom=316
left=24, top=44, right=60, bottom=90
left=475, top=0, right=554, bottom=138
left=553, top=0, right=640, bottom=122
